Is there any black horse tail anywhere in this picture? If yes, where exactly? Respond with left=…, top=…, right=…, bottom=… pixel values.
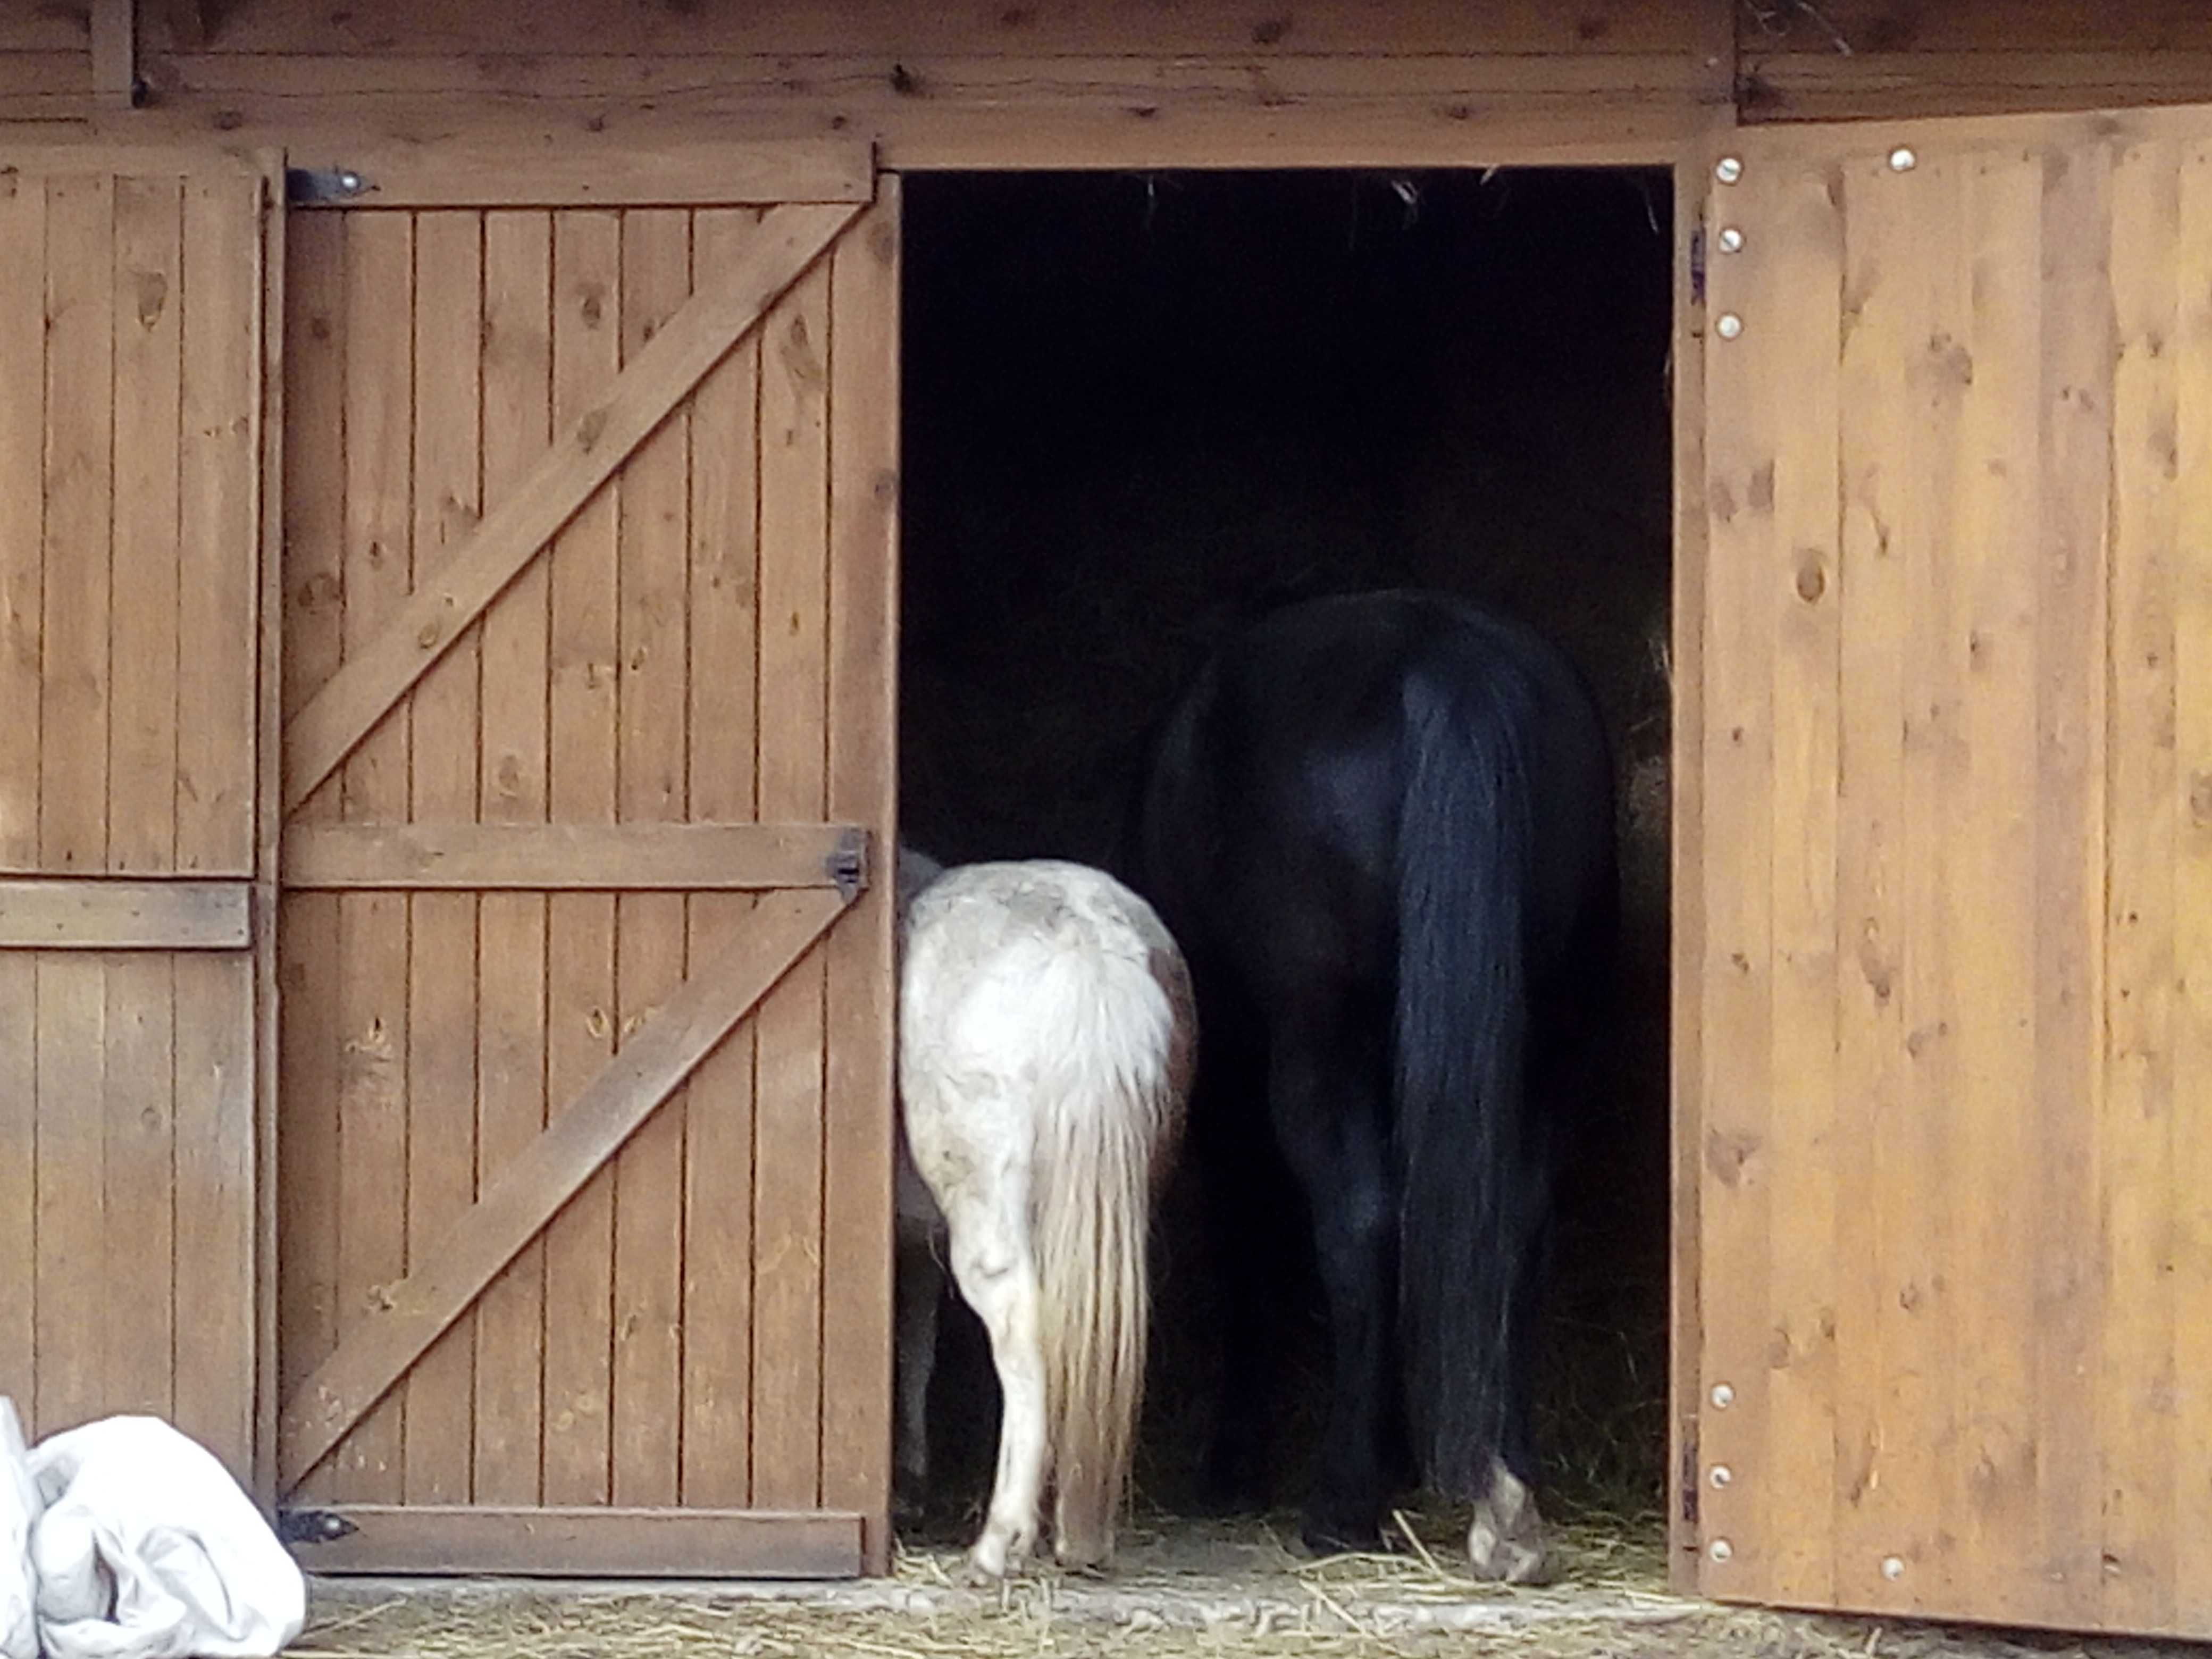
left=1393, top=663, right=1535, bottom=1502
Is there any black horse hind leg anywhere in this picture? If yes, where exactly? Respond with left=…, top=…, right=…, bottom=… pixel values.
left=1266, top=1002, right=1398, bottom=1555
left=1185, top=979, right=1284, bottom=1513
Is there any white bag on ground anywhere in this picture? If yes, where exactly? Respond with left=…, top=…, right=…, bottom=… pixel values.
left=0, top=1399, right=39, bottom=1659
left=27, top=1417, right=304, bottom=1659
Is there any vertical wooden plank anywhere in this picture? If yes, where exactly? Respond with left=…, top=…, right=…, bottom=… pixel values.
left=0, top=171, right=43, bottom=1426
left=1695, top=155, right=1777, bottom=1602
left=681, top=207, right=764, bottom=1509
left=542, top=208, right=621, bottom=1507
left=611, top=207, right=692, bottom=1509
left=2032, top=135, right=2112, bottom=1631
left=1947, top=144, right=2044, bottom=1621
left=403, top=209, right=483, bottom=1505
left=1893, top=151, right=1968, bottom=1613
left=178, top=173, right=263, bottom=875
left=1667, top=129, right=1717, bottom=1595
left=0, top=958, right=31, bottom=1412
left=474, top=207, right=554, bottom=1509
left=40, top=173, right=113, bottom=875
left=33, top=956, right=104, bottom=1436
left=0, top=153, right=45, bottom=867
left=277, top=208, right=347, bottom=1497
left=1757, top=159, right=1842, bottom=1610
left=822, top=182, right=899, bottom=1569
left=255, top=150, right=289, bottom=1508
left=101, top=954, right=175, bottom=1420
left=1830, top=149, right=1911, bottom=1616
left=751, top=257, right=834, bottom=1511
left=333, top=210, right=414, bottom=1501
left=2172, top=136, right=2212, bottom=1642
left=104, top=170, right=185, bottom=1433
left=173, top=953, right=255, bottom=1478
left=2100, top=135, right=2180, bottom=1636
left=107, top=175, right=181, bottom=876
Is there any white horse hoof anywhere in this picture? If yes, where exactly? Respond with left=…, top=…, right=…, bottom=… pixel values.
left=965, top=1529, right=1029, bottom=1582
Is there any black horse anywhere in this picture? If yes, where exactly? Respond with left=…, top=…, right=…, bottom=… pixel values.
left=1129, top=589, right=1618, bottom=1581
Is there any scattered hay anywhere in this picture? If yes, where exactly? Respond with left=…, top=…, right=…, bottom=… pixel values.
left=292, top=1509, right=2205, bottom=1659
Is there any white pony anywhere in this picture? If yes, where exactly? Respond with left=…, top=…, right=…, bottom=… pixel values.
left=891, top=848, right=1194, bottom=1578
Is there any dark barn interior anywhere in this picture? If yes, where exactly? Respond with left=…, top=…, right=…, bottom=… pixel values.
left=895, top=167, right=1676, bottom=1541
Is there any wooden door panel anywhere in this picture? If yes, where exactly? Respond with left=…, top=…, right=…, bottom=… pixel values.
left=1698, top=106, right=2212, bottom=1637
left=0, top=149, right=276, bottom=1488
left=274, top=149, right=899, bottom=1575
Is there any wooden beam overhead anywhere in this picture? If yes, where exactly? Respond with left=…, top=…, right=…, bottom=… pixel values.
left=90, top=0, right=138, bottom=110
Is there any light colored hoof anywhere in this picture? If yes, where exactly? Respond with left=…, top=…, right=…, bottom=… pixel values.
left=965, top=1527, right=1030, bottom=1583
left=1465, top=1460, right=1552, bottom=1586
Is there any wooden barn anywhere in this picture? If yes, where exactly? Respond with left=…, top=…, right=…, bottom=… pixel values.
left=1, top=0, right=2209, bottom=1644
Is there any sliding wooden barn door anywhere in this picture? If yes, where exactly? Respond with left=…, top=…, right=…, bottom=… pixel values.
left=1695, top=105, right=2212, bottom=1637
left=0, top=146, right=282, bottom=1489
left=273, top=143, right=901, bottom=1576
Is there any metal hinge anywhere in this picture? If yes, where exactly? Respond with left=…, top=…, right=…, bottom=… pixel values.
left=285, top=167, right=370, bottom=205
left=826, top=827, right=869, bottom=904
left=274, top=1507, right=358, bottom=1546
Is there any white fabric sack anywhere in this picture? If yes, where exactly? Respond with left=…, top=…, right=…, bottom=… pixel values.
left=0, top=1399, right=39, bottom=1659
left=27, top=1417, right=304, bottom=1659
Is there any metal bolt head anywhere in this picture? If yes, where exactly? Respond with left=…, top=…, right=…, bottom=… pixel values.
left=1888, top=146, right=1917, bottom=173
left=1710, top=1382, right=1735, bottom=1409
left=1715, top=156, right=1744, bottom=185
left=1709, top=1464, right=1734, bottom=1489
left=1709, top=1538, right=1734, bottom=1563
left=1882, top=1555, right=1906, bottom=1580
left=1717, top=225, right=1745, bottom=253
left=1715, top=313, right=1744, bottom=340
left=337, top=170, right=365, bottom=195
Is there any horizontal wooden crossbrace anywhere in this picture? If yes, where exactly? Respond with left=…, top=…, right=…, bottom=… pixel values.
left=278, top=1505, right=863, bottom=1578
left=0, top=878, right=251, bottom=949
left=278, top=884, right=854, bottom=1492
left=281, top=821, right=866, bottom=891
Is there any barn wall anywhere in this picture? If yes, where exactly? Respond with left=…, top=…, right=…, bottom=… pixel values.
left=13, top=2, right=2212, bottom=161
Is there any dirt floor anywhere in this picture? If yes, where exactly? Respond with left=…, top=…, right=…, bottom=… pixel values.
left=296, top=1511, right=2208, bottom=1659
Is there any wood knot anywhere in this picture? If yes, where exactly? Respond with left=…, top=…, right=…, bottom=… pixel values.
left=1794, top=553, right=1825, bottom=604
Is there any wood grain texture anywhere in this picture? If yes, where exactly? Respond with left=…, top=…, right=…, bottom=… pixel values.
left=177, top=171, right=264, bottom=874
left=400, top=208, right=483, bottom=1506
left=282, top=199, right=860, bottom=815
left=333, top=208, right=415, bottom=1503
left=276, top=205, right=348, bottom=1500
left=678, top=207, right=766, bottom=1510
left=283, top=821, right=861, bottom=888
left=0, top=880, right=249, bottom=948
left=472, top=206, right=555, bottom=1509
left=0, top=173, right=43, bottom=870
left=278, top=1505, right=863, bottom=1578
left=750, top=256, right=834, bottom=1513
left=40, top=173, right=114, bottom=876
left=819, top=181, right=900, bottom=1568
left=540, top=207, right=622, bottom=1509
left=610, top=205, right=691, bottom=1509
left=1699, top=109, right=2212, bottom=1638
left=280, top=888, right=849, bottom=1495
left=287, top=137, right=873, bottom=208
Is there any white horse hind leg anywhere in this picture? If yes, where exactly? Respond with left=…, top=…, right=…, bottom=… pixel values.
left=945, top=1203, right=1050, bottom=1579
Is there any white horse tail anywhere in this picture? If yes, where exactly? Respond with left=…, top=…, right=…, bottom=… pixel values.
left=1032, top=884, right=1192, bottom=1569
